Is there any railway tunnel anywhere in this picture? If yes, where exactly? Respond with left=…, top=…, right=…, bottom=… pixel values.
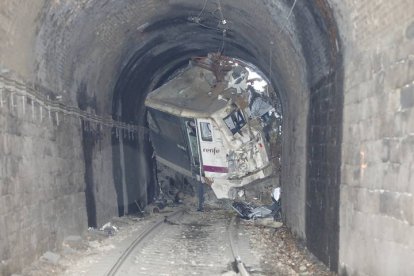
left=0, top=0, right=413, bottom=275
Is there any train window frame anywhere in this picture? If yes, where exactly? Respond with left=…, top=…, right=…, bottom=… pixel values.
left=223, top=109, right=246, bottom=135
left=200, top=122, right=213, bottom=142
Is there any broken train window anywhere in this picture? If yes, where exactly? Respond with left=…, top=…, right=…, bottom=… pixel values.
left=223, top=110, right=246, bottom=135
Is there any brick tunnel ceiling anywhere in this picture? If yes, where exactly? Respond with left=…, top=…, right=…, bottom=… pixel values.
left=36, top=0, right=338, bottom=121
left=111, top=0, right=335, bottom=122
left=36, top=0, right=342, bottom=271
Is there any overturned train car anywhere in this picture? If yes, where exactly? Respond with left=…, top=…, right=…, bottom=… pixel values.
left=145, top=56, right=274, bottom=198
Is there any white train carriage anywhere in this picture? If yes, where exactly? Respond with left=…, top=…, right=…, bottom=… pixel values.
left=145, top=56, right=273, bottom=198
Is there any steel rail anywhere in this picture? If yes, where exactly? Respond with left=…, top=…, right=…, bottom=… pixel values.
left=228, top=216, right=250, bottom=276
left=106, top=209, right=183, bottom=276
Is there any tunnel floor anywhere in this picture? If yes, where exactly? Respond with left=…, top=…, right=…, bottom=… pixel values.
left=19, top=205, right=333, bottom=276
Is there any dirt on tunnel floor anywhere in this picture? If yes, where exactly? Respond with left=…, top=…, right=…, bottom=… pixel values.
left=18, top=204, right=334, bottom=276
left=245, top=221, right=335, bottom=275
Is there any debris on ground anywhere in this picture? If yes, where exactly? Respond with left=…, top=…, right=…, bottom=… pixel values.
left=232, top=187, right=282, bottom=221
left=18, top=199, right=334, bottom=276
left=20, top=214, right=159, bottom=276
left=99, top=222, right=119, bottom=236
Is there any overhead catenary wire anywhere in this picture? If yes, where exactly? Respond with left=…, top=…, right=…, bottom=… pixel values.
left=268, top=0, right=298, bottom=90
left=218, top=29, right=226, bottom=54
left=217, top=0, right=227, bottom=54
left=279, top=0, right=298, bottom=35
left=190, top=0, right=228, bottom=53
left=287, top=0, right=298, bottom=21
left=216, top=0, right=225, bottom=24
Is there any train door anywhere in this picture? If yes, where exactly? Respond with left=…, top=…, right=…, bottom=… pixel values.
left=197, top=119, right=228, bottom=178
left=183, top=119, right=201, bottom=175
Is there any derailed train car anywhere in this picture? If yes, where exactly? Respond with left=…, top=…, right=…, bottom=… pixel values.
left=145, top=54, right=275, bottom=198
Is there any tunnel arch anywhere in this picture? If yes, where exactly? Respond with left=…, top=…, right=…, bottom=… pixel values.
left=101, top=0, right=343, bottom=270
left=0, top=0, right=345, bottom=273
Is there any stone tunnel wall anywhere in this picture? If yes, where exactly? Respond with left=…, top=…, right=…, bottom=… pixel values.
left=0, top=2, right=85, bottom=274
left=330, top=0, right=414, bottom=275
left=0, top=1, right=121, bottom=273
left=0, top=77, right=87, bottom=274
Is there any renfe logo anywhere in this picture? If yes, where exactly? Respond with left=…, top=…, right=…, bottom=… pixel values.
left=203, top=147, right=220, bottom=155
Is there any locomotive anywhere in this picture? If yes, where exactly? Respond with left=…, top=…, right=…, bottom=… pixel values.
left=145, top=54, right=275, bottom=199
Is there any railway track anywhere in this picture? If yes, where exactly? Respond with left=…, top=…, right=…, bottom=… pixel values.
left=105, top=209, right=253, bottom=276
left=106, top=209, right=184, bottom=276
left=228, top=216, right=250, bottom=276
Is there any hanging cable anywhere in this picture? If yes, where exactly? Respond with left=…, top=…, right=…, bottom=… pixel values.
left=218, top=29, right=226, bottom=54
left=216, top=0, right=227, bottom=54
left=189, top=0, right=228, bottom=54
left=267, top=41, right=274, bottom=94
left=197, top=0, right=209, bottom=19
left=268, top=0, right=298, bottom=88
left=286, top=0, right=298, bottom=21
left=217, top=0, right=225, bottom=24
left=279, top=0, right=298, bottom=34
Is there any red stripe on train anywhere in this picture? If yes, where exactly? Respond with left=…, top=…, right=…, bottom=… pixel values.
left=203, top=165, right=228, bottom=173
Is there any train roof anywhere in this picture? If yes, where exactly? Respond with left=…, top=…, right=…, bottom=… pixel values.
left=145, top=63, right=246, bottom=118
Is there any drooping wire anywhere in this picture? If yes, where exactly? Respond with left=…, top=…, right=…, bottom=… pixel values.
left=267, top=40, right=274, bottom=95
left=279, top=0, right=298, bottom=34
left=191, top=0, right=228, bottom=54
left=197, top=0, right=209, bottom=18
left=268, top=0, right=298, bottom=91
left=286, top=0, right=298, bottom=21
left=217, top=0, right=225, bottom=23
left=216, top=0, right=227, bottom=54
left=218, top=29, right=226, bottom=54
left=196, top=22, right=222, bottom=31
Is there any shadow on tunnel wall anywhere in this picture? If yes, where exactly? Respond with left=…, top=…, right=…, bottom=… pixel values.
left=298, top=0, right=344, bottom=271
left=109, top=39, right=195, bottom=215
left=81, top=120, right=98, bottom=227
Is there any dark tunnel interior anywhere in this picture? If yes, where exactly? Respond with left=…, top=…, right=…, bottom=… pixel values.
left=95, top=0, right=344, bottom=270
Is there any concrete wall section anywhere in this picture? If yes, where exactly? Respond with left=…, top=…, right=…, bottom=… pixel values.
left=331, top=0, right=414, bottom=275
left=282, top=94, right=309, bottom=240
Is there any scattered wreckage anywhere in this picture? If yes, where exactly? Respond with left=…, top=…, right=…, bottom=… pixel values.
left=232, top=187, right=282, bottom=221
left=145, top=53, right=280, bottom=199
